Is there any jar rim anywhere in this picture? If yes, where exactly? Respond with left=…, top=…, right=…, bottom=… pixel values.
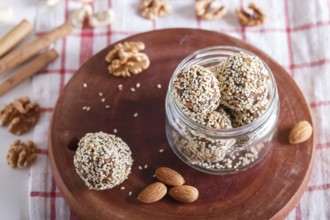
left=166, top=46, right=278, bottom=137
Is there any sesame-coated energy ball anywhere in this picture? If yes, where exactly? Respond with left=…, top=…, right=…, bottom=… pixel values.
left=74, top=132, right=133, bottom=190
left=213, top=52, right=270, bottom=112
left=185, top=107, right=232, bottom=129
left=230, top=97, right=269, bottom=127
left=173, top=65, right=221, bottom=115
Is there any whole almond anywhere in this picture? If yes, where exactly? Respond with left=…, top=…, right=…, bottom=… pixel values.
left=155, top=167, right=185, bottom=186
left=289, top=121, right=313, bottom=144
left=137, top=182, right=167, bottom=203
left=168, top=185, right=199, bottom=203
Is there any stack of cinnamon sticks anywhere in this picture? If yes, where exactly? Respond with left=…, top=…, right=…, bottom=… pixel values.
left=0, top=20, right=73, bottom=96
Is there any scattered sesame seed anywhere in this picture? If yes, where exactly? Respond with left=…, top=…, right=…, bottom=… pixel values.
left=138, top=166, right=142, bottom=170
left=118, top=84, right=123, bottom=91
left=128, top=191, right=132, bottom=196
left=83, top=83, right=87, bottom=88
left=98, top=92, right=103, bottom=97
left=113, top=129, right=118, bottom=134
left=133, top=113, right=138, bottom=118
left=152, top=174, right=155, bottom=178
left=157, top=84, right=162, bottom=89
left=130, top=87, right=136, bottom=92
left=82, top=106, right=91, bottom=111
left=159, top=149, right=164, bottom=153
left=101, top=98, right=106, bottom=102
left=136, top=83, right=141, bottom=88
left=105, top=105, right=111, bottom=109
left=120, top=186, right=125, bottom=190
left=144, top=164, right=148, bottom=169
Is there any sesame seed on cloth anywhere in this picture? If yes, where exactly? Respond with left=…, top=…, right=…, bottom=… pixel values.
left=212, top=52, right=270, bottom=112
left=73, top=132, right=133, bottom=190
left=173, top=64, right=221, bottom=115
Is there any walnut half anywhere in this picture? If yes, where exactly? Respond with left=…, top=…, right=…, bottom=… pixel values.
left=195, top=0, right=228, bottom=20
left=7, top=140, right=37, bottom=168
left=140, top=0, right=171, bottom=20
left=0, top=97, right=40, bottom=135
left=105, top=41, right=150, bottom=77
left=236, top=3, right=266, bottom=26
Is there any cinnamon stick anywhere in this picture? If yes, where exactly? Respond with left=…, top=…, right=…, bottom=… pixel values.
left=0, top=19, right=33, bottom=58
left=0, top=22, right=72, bottom=75
left=0, top=49, right=59, bottom=97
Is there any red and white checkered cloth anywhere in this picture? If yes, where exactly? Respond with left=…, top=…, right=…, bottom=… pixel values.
left=29, top=0, right=330, bottom=219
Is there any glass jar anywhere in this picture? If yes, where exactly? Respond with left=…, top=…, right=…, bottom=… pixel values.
left=165, top=46, right=279, bottom=175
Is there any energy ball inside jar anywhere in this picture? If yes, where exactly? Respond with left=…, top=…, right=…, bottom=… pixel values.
left=230, top=97, right=269, bottom=127
left=174, top=108, right=235, bottom=169
left=213, top=52, right=270, bottom=112
left=188, top=107, right=233, bottom=129
left=73, top=132, right=133, bottom=190
left=173, top=64, right=221, bottom=115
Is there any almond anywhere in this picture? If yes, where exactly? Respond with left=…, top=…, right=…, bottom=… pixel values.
left=289, top=121, right=313, bottom=144
left=168, top=185, right=199, bottom=203
left=155, top=167, right=185, bottom=186
left=137, top=182, right=167, bottom=203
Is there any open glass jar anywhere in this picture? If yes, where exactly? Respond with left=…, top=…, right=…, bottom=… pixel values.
left=165, top=46, right=279, bottom=175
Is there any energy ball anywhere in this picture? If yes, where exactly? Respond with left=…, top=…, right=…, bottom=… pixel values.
left=213, top=52, right=270, bottom=112
left=74, top=132, right=133, bottom=190
left=230, top=98, right=269, bottom=127
left=185, top=107, right=232, bottom=129
left=173, top=64, right=221, bottom=115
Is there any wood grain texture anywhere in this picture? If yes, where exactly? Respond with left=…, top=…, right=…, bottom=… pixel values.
left=49, top=29, right=315, bottom=220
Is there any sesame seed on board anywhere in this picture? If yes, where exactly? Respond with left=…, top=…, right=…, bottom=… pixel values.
left=118, top=84, right=123, bottom=91
left=82, top=106, right=91, bottom=111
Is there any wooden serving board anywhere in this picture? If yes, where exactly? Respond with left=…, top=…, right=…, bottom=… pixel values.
left=49, top=29, right=315, bottom=220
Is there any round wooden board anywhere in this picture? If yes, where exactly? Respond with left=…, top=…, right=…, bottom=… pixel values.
left=49, top=29, right=315, bottom=220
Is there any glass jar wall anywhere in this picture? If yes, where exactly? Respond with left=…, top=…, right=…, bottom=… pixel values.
left=165, top=46, right=279, bottom=175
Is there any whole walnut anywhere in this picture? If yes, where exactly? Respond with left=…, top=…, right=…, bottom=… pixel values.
left=7, top=140, right=37, bottom=168
left=0, top=97, right=40, bottom=135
